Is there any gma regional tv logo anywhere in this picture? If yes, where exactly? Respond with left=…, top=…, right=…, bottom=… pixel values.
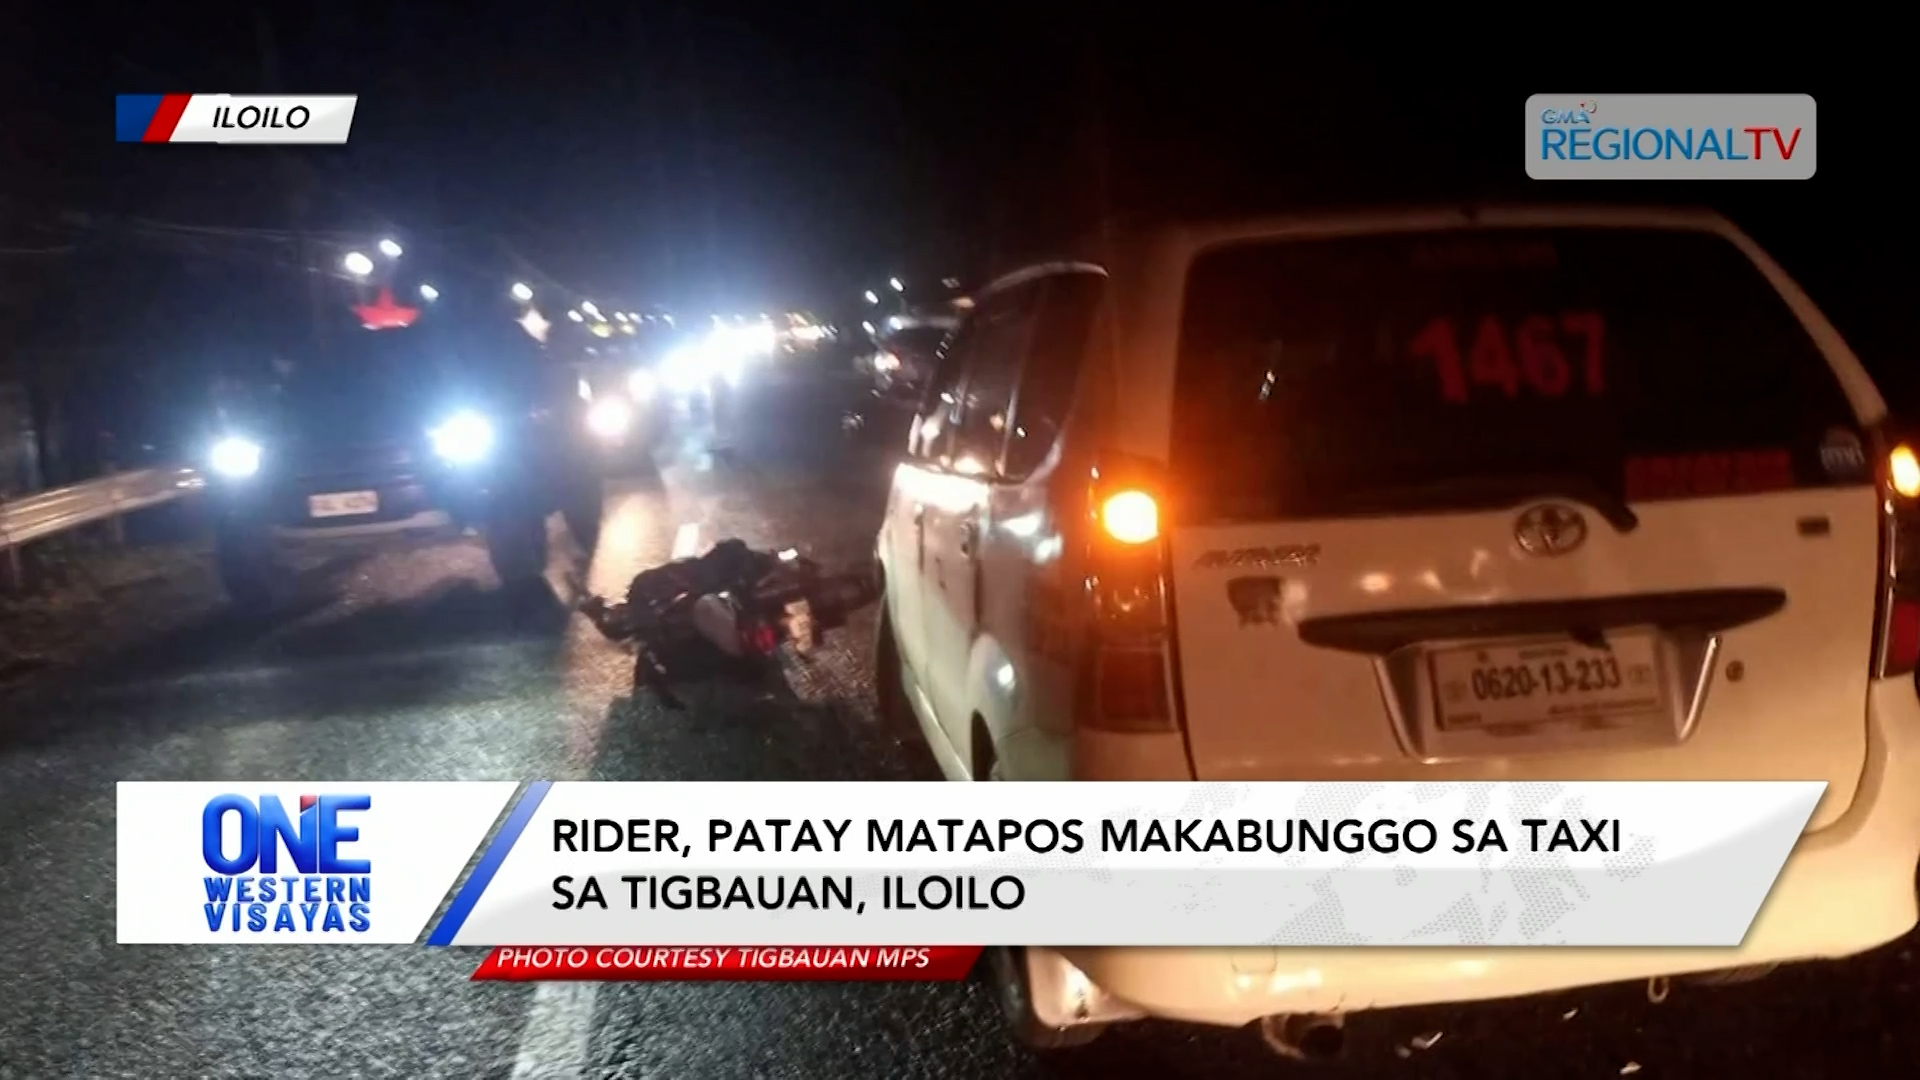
left=1526, top=93, right=1815, bottom=180
left=201, top=793, right=373, bottom=934
left=116, top=94, right=356, bottom=144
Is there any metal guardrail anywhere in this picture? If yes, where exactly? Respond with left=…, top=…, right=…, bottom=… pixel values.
left=0, top=467, right=203, bottom=553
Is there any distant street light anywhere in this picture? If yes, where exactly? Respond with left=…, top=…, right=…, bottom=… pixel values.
left=614, top=312, right=629, bottom=323
left=860, top=320, right=876, bottom=335
left=343, top=251, right=374, bottom=276
left=419, top=283, right=439, bottom=301
left=567, top=309, right=585, bottom=322
left=888, top=277, right=904, bottom=292
left=581, top=301, right=602, bottom=320
left=511, top=282, right=534, bottom=302
left=378, top=239, right=403, bottom=258
left=863, top=290, right=879, bottom=304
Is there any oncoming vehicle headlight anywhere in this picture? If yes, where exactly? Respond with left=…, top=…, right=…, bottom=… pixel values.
left=663, top=347, right=705, bottom=393
left=210, top=436, right=263, bottom=478
left=430, top=410, right=495, bottom=464
left=587, top=396, right=632, bottom=439
left=628, top=369, right=656, bottom=399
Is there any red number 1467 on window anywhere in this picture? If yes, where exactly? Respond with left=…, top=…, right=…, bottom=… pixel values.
left=1408, top=312, right=1606, bottom=403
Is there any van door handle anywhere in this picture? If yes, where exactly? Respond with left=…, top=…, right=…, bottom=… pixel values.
left=957, top=520, right=977, bottom=557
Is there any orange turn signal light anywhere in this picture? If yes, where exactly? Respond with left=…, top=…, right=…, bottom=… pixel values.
left=1892, top=445, right=1920, bottom=499
left=1100, top=490, right=1160, bottom=545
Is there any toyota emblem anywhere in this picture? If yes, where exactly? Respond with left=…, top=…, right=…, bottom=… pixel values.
left=1515, top=503, right=1588, bottom=556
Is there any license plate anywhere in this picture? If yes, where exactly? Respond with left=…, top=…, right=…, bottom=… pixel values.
left=785, top=600, right=817, bottom=654
left=308, top=491, right=379, bottom=518
left=1428, top=632, right=1666, bottom=733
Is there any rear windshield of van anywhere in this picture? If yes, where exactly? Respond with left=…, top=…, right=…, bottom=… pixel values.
left=1169, top=228, right=1867, bottom=523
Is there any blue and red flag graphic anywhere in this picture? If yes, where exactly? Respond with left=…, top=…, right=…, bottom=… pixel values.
left=115, top=94, right=193, bottom=142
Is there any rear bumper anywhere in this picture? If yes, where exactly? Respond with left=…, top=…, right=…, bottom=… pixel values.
left=1040, top=677, right=1920, bottom=1027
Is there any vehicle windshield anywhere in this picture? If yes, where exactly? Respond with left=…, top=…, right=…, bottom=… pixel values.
left=1168, top=227, right=1861, bottom=524
left=283, top=327, right=457, bottom=396
left=242, top=317, right=562, bottom=439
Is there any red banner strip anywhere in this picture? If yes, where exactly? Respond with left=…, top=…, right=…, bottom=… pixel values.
left=142, top=94, right=193, bottom=142
left=471, top=945, right=985, bottom=982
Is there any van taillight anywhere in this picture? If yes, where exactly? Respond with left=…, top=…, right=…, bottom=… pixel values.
left=1872, top=438, right=1920, bottom=678
left=1892, top=445, right=1920, bottom=499
left=1099, top=490, right=1160, bottom=545
left=1075, top=458, right=1183, bottom=733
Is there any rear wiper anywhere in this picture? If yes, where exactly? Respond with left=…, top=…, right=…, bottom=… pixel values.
left=1341, top=472, right=1641, bottom=533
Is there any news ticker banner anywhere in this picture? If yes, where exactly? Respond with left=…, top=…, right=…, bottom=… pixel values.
left=115, top=95, right=357, bottom=144
left=117, top=779, right=1822, bottom=952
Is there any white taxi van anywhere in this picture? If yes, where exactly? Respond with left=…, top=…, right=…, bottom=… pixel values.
left=872, top=205, right=1920, bottom=1051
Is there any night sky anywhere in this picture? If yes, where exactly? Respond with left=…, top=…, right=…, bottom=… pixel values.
left=0, top=10, right=1907, bottom=397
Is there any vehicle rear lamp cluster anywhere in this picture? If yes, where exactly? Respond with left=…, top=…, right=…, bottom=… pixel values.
left=1889, top=445, right=1920, bottom=499
left=1874, top=439, right=1920, bottom=677
left=1099, top=490, right=1159, bottom=545
left=1076, top=458, right=1184, bottom=737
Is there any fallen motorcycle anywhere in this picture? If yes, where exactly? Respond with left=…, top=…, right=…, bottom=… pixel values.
left=570, top=538, right=879, bottom=706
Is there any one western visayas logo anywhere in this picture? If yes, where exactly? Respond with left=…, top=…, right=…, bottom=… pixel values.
left=201, top=794, right=373, bottom=934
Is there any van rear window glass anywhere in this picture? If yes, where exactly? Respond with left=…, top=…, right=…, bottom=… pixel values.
left=1169, top=228, right=1863, bottom=523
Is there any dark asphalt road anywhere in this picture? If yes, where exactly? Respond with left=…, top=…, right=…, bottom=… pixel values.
left=2, top=363, right=1917, bottom=1078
